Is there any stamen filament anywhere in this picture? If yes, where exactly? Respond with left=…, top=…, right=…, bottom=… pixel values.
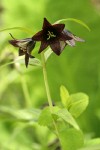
left=47, top=31, right=56, bottom=40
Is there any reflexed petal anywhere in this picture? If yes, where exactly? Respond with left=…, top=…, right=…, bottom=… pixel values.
left=27, top=41, right=36, bottom=54
left=50, top=41, right=61, bottom=55
left=17, top=38, right=33, bottom=48
left=63, top=29, right=85, bottom=42
left=63, top=29, right=73, bottom=37
left=53, top=24, right=65, bottom=32
left=25, top=54, right=29, bottom=68
left=73, top=36, right=85, bottom=42
left=66, top=39, right=76, bottom=46
left=9, top=38, right=33, bottom=49
left=16, top=38, right=32, bottom=43
left=17, top=41, right=28, bottom=48
left=32, top=31, right=43, bottom=41
left=60, top=41, right=67, bottom=51
left=9, top=40, right=19, bottom=47
left=19, top=49, right=25, bottom=56
left=59, top=32, right=72, bottom=41
left=43, top=18, right=51, bottom=29
left=38, top=41, right=48, bottom=53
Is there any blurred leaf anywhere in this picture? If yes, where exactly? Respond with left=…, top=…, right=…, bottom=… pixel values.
left=53, top=108, right=79, bottom=130
left=0, top=27, right=33, bottom=34
left=15, top=56, right=42, bottom=67
left=0, top=56, right=42, bottom=68
left=28, top=58, right=42, bottom=67
left=0, top=61, right=15, bottom=69
left=56, top=18, right=91, bottom=31
left=44, top=47, right=53, bottom=62
left=60, top=85, right=70, bottom=107
left=96, top=109, right=100, bottom=120
left=0, top=70, right=19, bottom=98
left=0, top=106, right=41, bottom=122
left=59, top=128, right=84, bottom=150
left=86, top=138, right=100, bottom=145
left=79, top=138, right=100, bottom=150
left=79, top=145, right=100, bottom=150
left=38, top=107, right=53, bottom=126
left=68, top=93, right=89, bottom=118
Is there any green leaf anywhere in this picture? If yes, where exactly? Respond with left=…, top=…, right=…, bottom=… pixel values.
left=79, top=138, right=100, bottom=150
left=0, top=27, right=33, bottom=34
left=15, top=56, right=42, bottom=67
left=53, top=108, right=79, bottom=130
left=79, top=145, right=100, bottom=150
left=68, top=93, right=89, bottom=118
left=96, top=109, right=100, bottom=119
left=60, top=85, right=70, bottom=107
left=44, top=47, right=53, bottom=62
left=55, top=18, right=91, bottom=32
left=0, top=56, right=42, bottom=69
left=0, top=106, right=41, bottom=122
left=29, top=58, right=42, bottom=67
left=0, top=61, right=15, bottom=69
left=59, top=128, right=84, bottom=150
left=38, top=107, right=53, bottom=126
left=85, top=138, right=100, bottom=146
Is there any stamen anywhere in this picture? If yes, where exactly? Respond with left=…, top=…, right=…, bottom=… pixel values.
left=47, top=31, right=56, bottom=40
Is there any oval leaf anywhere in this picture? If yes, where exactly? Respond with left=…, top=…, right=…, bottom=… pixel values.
left=59, top=128, right=84, bottom=150
left=68, top=93, right=89, bottom=118
left=38, top=107, right=53, bottom=126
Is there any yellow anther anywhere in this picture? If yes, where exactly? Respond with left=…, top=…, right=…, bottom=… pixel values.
left=47, top=31, right=56, bottom=40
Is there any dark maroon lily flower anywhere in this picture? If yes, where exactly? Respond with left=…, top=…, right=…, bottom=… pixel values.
left=9, top=34, right=36, bottom=67
left=32, top=18, right=85, bottom=55
left=32, top=18, right=72, bottom=55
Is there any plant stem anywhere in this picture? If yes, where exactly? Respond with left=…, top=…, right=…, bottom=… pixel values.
left=41, top=52, right=61, bottom=142
left=41, top=52, right=53, bottom=112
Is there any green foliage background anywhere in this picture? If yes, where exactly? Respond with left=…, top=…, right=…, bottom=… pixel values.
left=0, top=0, right=100, bottom=149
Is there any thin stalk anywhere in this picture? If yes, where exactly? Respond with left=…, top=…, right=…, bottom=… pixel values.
left=20, top=75, right=32, bottom=108
left=41, top=52, right=61, bottom=144
left=41, top=52, right=53, bottom=112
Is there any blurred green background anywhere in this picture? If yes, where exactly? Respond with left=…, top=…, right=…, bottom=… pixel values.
left=0, top=0, right=100, bottom=149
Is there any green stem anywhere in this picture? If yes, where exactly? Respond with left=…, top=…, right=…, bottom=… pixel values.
left=41, top=52, right=53, bottom=112
left=41, top=52, right=61, bottom=143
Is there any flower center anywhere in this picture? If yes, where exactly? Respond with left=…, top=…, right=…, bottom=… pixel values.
left=47, top=31, right=56, bottom=40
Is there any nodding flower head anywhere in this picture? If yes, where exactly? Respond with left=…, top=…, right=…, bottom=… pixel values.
left=32, top=18, right=70, bottom=55
left=32, top=18, right=85, bottom=55
left=9, top=34, right=36, bottom=67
